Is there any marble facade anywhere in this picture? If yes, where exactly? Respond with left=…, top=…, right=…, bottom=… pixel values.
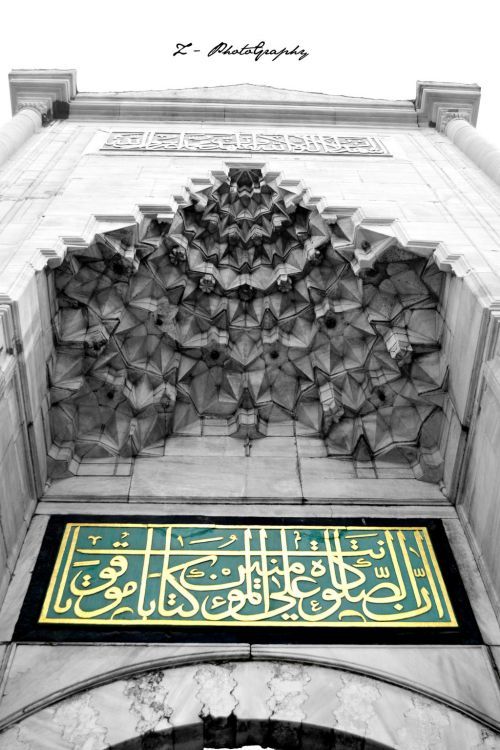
left=0, top=71, right=500, bottom=747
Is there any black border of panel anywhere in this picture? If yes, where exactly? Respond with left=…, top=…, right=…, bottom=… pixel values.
left=13, top=515, right=482, bottom=645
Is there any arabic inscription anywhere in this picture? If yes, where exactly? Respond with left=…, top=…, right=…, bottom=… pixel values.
left=100, top=131, right=391, bottom=156
left=39, top=523, right=456, bottom=627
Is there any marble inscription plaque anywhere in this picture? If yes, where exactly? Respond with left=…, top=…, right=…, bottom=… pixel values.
left=100, top=131, right=391, bottom=156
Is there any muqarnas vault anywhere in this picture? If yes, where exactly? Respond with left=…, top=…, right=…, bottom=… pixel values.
left=48, top=168, right=447, bottom=481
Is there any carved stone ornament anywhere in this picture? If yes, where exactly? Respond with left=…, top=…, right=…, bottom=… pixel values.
left=15, top=100, right=49, bottom=115
left=436, top=107, right=474, bottom=133
left=47, top=169, right=447, bottom=481
left=101, top=131, right=391, bottom=157
left=15, top=100, right=52, bottom=125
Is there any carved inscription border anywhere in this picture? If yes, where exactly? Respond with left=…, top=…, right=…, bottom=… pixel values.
left=100, top=131, right=392, bottom=156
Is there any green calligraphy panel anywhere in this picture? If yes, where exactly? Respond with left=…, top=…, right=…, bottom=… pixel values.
left=39, top=523, right=457, bottom=627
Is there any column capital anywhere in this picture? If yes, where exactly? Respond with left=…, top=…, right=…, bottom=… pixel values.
left=415, top=81, right=481, bottom=131
left=8, top=69, right=77, bottom=123
left=436, top=106, right=476, bottom=132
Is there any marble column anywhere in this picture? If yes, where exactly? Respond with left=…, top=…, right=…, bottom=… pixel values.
left=0, top=107, right=42, bottom=169
left=444, top=116, right=500, bottom=187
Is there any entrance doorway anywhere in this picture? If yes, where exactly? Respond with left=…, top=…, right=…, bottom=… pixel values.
left=109, top=716, right=394, bottom=749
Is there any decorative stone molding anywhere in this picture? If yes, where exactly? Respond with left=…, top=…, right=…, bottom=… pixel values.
left=46, top=167, right=450, bottom=482
left=415, top=81, right=481, bottom=130
left=67, top=82, right=418, bottom=126
left=5, top=75, right=483, bottom=131
left=9, top=69, right=77, bottom=122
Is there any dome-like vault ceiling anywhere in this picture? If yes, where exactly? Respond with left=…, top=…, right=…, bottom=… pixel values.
left=47, top=168, right=447, bottom=481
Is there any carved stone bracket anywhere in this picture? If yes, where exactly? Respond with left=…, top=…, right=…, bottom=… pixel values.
left=9, top=69, right=77, bottom=123
left=415, top=81, right=481, bottom=131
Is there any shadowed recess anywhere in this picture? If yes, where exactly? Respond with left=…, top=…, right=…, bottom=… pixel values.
left=109, top=716, right=395, bottom=750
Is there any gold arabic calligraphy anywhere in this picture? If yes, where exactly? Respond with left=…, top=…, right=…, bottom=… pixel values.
left=39, top=524, right=457, bottom=627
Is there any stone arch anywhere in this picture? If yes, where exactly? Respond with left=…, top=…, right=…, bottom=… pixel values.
left=0, top=660, right=498, bottom=749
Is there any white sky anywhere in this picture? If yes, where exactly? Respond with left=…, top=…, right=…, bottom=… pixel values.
left=0, top=0, right=499, bottom=146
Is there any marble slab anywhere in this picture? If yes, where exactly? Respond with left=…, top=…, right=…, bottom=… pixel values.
left=130, top=456, right=302, bottom=501
left=300, top=459, right=444, bottom=502
left=44, top=475, right=132, bottom=501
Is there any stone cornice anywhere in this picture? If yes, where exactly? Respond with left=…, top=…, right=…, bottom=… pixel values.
left=69, top=95, right=417, bottom=127
left=7, top=70, right=417, bottom=126
left=415, top=81, right=481, bottom=130
left=9, top=69, right=77, bottom=121
left=6, top=72, right=482, bottom=131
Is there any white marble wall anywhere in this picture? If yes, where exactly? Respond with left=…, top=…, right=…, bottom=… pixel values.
left=0, top=304, right=35, bottom=601
left=0, top=121, right=96, bottom=598
left=0, top=119, right=492, bottom=605
left=0, top=113, right=500, bottom=750
left=459, top=357, right=500, bottom=619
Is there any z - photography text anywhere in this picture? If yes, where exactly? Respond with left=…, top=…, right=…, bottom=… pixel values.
left=173, top=41, right=309, bottom=62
